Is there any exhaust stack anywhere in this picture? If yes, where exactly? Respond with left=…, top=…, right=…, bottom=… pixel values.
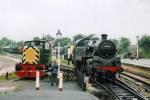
left=101, top=34, right=107, bottom=41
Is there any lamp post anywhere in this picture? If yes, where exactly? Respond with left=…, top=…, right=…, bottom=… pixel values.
left=136, top=35, right=139, bottom=60
left=56, top=30, right=62, bottom=78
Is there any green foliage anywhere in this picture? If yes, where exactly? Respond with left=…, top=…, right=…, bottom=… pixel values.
left=0, top=37, right=12, bottom=47
left=61, top=37, right=71, bottom=46
left=73, top=34, right=85, bottom=43
left=139, top=35, right=150, bottom=58
left=112, top=37, right=131, bottom=54
left=120, top=37, right=131, bottom=52
left=0, top=72, right=18, bottom=80
left=111, top=38, right=130, bottom=54
left=112, top=39, right=121, bottom=54
left=15, top=41, right=24, bottom=46
left=139, top=35, right=150, bottom=53
left=60, top=58, right=74, bottom=68
left=33, top=36, right=40, bottom=41
left=54, top=37, right=71, bottom=47
left=0, top=37, right=24, bottom=54
left=112, top=39, right=119, bottom=48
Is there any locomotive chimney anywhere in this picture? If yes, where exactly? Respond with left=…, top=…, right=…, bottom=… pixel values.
left=101, top=34, right=107, bottom=41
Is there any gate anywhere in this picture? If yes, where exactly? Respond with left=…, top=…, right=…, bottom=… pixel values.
left=60, top=66, right=77, bottom=81
left=60, top=65, right=86, bottom=91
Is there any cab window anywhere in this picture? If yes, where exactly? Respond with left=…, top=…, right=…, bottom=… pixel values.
left=45, top=42, right=50, bottom=50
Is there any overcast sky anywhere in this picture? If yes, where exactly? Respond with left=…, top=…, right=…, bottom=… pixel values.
left=0, top=0, right=150, bottom=44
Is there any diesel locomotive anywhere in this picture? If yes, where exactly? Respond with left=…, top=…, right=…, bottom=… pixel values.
left=73, top=34, right=123, bottom=80
left=15, top=40, right=52, bottom=78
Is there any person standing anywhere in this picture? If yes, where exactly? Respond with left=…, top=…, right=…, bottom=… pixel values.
left=50, top=60, right=58, bottom=86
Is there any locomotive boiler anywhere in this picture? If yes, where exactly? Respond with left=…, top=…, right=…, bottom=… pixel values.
left=73, top=34, right=123, bottom=80
left=15, top=40, right=52, bottom=78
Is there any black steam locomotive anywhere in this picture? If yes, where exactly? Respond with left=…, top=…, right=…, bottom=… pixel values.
left=73, top=34, right=123, bottom=80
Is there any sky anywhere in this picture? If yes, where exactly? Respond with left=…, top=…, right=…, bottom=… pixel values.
left=0, top=0, right=150, bottom=44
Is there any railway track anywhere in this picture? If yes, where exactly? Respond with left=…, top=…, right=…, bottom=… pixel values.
left=51, top=65, right=148, bottom=99
left=106, top=79, right=147, bottom=100
left=120, top=72, right=150, bottom=86
left=90, top=78, right=148, bottom=100
left=120, top=72, right=150, bottom=99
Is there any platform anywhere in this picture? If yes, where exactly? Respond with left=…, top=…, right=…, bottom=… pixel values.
left=0, top=81, right=98, bottom=100
left=122, top=59, right=150, bottom=79
left=122, top=59, right=150, bottom=68
left=0, top=56, right=20, bottom=76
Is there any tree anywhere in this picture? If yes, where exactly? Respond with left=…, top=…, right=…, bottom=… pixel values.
left=73, top=34, right=84, bottom=43
left=139, top=35, right=150, bottom=53
left=120, top=37, right=131, bottom=52
left=112, top=39, right=119, bottom=47
left=54, top=37, right=71, bottom=47
left=0, top=37, right=12, bottom=47
left=16, top=41, right=24, bottom=46
left=112, top=39, right=120, bottom=54
left=33, top=37, right=40, bottom=41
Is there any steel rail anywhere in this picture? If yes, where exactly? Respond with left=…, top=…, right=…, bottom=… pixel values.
left=121, top=72, right=150, bottom=86
left=115, top=79, right=148, bottom=100
left=89, top=78, right=147, bottom=100
left=89, top=78, right=121, bottom=100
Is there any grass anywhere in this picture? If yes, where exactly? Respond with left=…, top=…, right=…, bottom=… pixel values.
left=60, top=58, right=74, bottom=68
left=0, top=72, right=18, bottom=80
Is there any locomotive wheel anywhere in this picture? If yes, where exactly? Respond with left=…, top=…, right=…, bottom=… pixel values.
left=106, top=73, right=116, bottom=79
left=95, top=72, right=102, bottom=82
left=111, top=73, right=116, bottom=79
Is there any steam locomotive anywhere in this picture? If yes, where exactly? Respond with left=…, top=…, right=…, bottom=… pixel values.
left=73, top=34, right=123, bottom=80
left=15, top=40, right=52, bottom=78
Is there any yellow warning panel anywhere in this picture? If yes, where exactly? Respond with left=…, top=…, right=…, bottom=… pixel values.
left=22, top=47, right=40, bottom=64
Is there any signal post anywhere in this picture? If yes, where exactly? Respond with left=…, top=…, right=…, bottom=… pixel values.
left=56, top=30, right=63, bottom=91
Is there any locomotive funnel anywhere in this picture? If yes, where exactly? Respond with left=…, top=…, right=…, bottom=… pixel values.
left=101, top=34, right=107, bottom=41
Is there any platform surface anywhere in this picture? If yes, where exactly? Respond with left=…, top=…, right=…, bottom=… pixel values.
left=0, top=81, right=98, bottom=100
left=122, top=59, right=150, bottom=68
left=0, top=56, right=20, bottom=76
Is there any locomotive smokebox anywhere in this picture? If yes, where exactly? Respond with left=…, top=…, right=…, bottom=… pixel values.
left=101, top=34, right=107, bottom=41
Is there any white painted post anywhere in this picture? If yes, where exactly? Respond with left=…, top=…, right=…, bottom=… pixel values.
left=35, top=71, right=40, bottom=90
left=57, top=42, right=60, bottom=78
left=56, top=30, right=62, bottom=80
left=84, top=76, right=89, bottom=84
left=58, top=71, right=63, bottom=91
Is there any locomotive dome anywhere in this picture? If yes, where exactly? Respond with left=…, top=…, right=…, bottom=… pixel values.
left=97, top=40, right=116, bottom=59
